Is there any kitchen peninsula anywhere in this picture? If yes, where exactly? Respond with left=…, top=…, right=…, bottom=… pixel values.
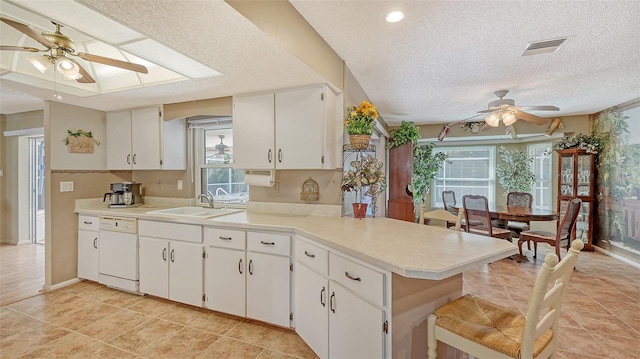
left=76, top=201, right=517, bottom=359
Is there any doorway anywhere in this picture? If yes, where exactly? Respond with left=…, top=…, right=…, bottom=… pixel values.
left=29, top=136, right=45, bottom=244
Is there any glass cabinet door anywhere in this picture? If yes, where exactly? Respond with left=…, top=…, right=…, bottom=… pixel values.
left=577, top=154, right=592, bottom=196
left=560, top=155, right=574, bottom=196
left=559, top=199, right=591, bottom=245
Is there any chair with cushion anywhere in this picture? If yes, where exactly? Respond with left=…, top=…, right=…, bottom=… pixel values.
left=427, top=239, right=585, bottom=359
left=518, top=198, right=582, bottom=262
left=419, top=205, right=464, bottom=231
left=506, top=192, right=534, bottom=237
left=441, top=190, right=457, bottom=228
left=462, top=195, right=512, bottom=241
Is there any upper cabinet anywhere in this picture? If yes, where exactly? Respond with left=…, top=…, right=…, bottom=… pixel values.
left=233, top=85, right=339, bottom=170
left=106, top=106, right=186, bottom=170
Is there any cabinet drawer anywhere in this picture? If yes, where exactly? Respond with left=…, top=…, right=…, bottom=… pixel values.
left=204, top=227, right=246, bottom=250
left=295, top=237, right=328, bottom=276
left=139, top=220, right=202, bottom=243
left=247, top=232, right=290, bottom=256
left=329, top=253, right=384, bottom=307
left=78, top=215, right=99, bottom=231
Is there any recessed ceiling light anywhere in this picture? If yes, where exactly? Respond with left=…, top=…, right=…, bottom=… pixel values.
left=386, top=11, right=404, bottom=23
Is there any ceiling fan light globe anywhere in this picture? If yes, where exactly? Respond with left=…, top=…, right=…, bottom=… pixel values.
left=485, top=114, right=500, bottom=127
left=28, top=55, right=53, bottom=74
left=56, top=58, right=81, bottom=80
left=502, top=112, right=517, bottom=126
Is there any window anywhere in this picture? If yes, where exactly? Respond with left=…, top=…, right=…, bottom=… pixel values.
left=528, top=143, right=553, bottom=210
left=431, top=146, right=496, bottom=208
left=194, top=122, right=248, bottom=207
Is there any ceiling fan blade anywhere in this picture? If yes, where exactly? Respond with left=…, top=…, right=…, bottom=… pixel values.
left=477, top=109, right=494, bottom=114
left=1, top=17, right=58, bottom=49
left=0, top=45, right=44, bottom=52
left=76, top=52, right=148, bottom=74
left=518, top=105, right=559, bottom=111
left=67, top=58, right=96, bottom=83
left=515, top=110, right=549, bottom=125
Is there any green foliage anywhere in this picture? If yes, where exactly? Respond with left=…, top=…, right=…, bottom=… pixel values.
left=495, top=146, right=535, bottom=195
left=342, top=155, right=387, bottom=203
left=345, top=100, right=378, bottom=135
left=63, top=129, right=100, bottom=146
left=411, top=143, right=449, bottom=206
left=386, top=121, right=420, bottom=149
left=552, top=133, right=603, bottom=154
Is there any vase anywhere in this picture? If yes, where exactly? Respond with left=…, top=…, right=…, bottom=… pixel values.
left=349, top=134, right=370, bottom=150
left=352, top=203, right=368, bottom=218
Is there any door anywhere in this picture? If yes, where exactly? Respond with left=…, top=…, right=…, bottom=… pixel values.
left=131, top=107, right=161, bottom=170
left=205, top=247, right=246, bottom=317
left=233, top=93, right=275, bottom=169
left=329, top=282, right=385, bottom=359
left=77, top=230, right=99, bottom=281
left=139, top=236, right=169, bottom=298
left=106, top=110, right=133, bottom=169
left=29, top=136, right=45, bottom=244
left=169, top=241, right=203, bottom=307
left=295, top=263, right=329, bottom=359
left=246, top=251, right=290, bottom=327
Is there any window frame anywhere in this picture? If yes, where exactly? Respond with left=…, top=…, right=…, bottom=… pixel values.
left=527, top=142, right=553, bottom=210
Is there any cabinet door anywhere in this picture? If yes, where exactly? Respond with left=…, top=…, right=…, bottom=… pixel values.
left=329, top=282, right=385, bottom=359
left=205, top=247, right=246, bottom=317
left=246, top=252, right=290, bottom=327
left=169, top=241, right=203, bottom=307
left=139, top=236, right=169, bottom=299
left=275, top=87, right=324, bottom=169
left=233, top=93, right=275, bottom=169
left=131, top=107, right=162, bottom=170
left=295, top=263, right=329, bottom=359
left=106, top=110, right=132, bottom=170
left=78, top=230, right=99, bottom=281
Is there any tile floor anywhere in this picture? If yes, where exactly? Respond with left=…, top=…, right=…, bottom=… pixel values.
left=1, top=245, right=639, bottom=359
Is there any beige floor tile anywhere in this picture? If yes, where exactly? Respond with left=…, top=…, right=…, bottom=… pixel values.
left=196, top=336, right=263, bottom=359
left=47, top=300, right=121, bottom=330
left=596, top=332, right=640, bottom=359
left=127, top=296, right=178, bottom=317
left=0, top=323, right=69, bottom=358
left=555, top=324, right=610, bottom=358
left=267, top=330, right=319, bottom=359
left=144, top=327, right=219, bottom=358
left=572, top=310, right=640, bottom=339
left=108, top=317, right=184, bottom=355
left=226, top=320, right=284, bottom=347
left=159, top=305, right=242, bottom=335
left=77, top=308, right=151, bottom=342
left=256, top=349, right=299, bottom=359
left=17, top=332, right=106, bottom=359
left=102, top=290, right=146, bottom=308
left=5, top=290, right=79, bottom=319
left=0, top=308, right=46, bottom=339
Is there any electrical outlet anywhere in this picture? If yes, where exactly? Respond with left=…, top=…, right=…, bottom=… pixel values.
left=60, top=181, right=74, bottom=192
left=177, top=180, right=183, bottom=190
left=273, top=182, right=279, bottom=193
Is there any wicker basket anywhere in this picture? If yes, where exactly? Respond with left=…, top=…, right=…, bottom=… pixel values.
left=349, top=134, right=371, bottom=150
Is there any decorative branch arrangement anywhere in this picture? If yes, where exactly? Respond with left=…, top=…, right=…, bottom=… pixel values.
left=64, top=129, right=100, bottom=154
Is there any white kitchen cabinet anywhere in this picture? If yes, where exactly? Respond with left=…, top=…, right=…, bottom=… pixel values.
left=233, top=85, right=339, bottom=170
left=205, top=247, right=246, bottom=317
left=106, top=106, right=186, bottom=170
left=246, top=251, right=291, bottom=327
left=77, top=215, right=99, bottom=281
left=295, top=262, right=329, bottom=359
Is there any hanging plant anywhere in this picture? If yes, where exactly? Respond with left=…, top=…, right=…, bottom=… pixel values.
left=496, top=146, right=535, bottom=195
left=387, top=121, right=420, bottom=149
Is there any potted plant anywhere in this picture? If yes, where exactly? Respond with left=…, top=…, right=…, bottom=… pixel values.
left=411, top=143, right=449, bottom=208
left=496, top=146, right=536, bottom=195
left=386, top=121, right=420, bottom=149
left=345, top=100, right=378, bottom=149
left=342, top=154, right=387, bottom=218
left=552, top=133, right=603, bottom=154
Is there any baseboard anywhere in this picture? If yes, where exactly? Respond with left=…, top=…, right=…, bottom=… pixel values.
left=593, top=246, right=640, bottom=270
left=41, top=278, right=82, bottom=292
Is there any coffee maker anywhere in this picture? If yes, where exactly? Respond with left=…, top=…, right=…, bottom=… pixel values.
left=103, top=182, right=142, bottom=208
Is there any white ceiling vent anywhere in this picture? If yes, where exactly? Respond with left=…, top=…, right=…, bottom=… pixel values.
left=522, top=37, right=568, bottom=56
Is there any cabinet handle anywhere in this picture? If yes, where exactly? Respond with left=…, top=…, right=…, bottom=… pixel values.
left=238, top=258, right=243, bottom=274
left=84, top=221, right=93, bottom=225
left=320, top=286, right=326, bottom=307
left=93, top=237, right=98, bottom=249
left=249, top=259, right=253, bottom=275
left=219, top=236, right=232, bottom=241
left=260, top=241, right=275, bottom=246
left=132, top=154, right=137, bottom=165
left=330, top=292, right=336, bottom=313
left=170, top=248, right=175, bottom=263
left=304, top=251, right=315, bottom=258
left=268, top=149, right=272, bottom=163
left=162, top=248, right=167, bottom=261
left=278, top=149, right=282, bottom=163
left=345, top=271, right=361, bottom=282
left=127, top=154, right=131, bottom=165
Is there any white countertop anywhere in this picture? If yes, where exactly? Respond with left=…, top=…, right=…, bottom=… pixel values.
left=76, top=200, right=518, bottom=281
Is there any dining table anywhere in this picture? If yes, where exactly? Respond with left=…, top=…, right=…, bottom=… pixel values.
left=451, top=204, right=560, bottom=224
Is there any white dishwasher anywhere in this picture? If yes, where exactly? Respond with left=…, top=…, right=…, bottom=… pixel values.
left=98, top=216, right=139, bottom=292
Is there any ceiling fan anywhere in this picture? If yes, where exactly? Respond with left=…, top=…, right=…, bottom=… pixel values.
left=476, top=89, right=559, bottom=128
left=0, top=17, right=148, bottom=84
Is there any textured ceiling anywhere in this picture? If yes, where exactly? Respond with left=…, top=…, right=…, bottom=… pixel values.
left=1, top=1, right=639, bottom=126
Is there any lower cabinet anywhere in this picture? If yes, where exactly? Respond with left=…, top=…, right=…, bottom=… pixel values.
left=139, top=236, right=204, bottom=307
left=295, top=263, right=329, bottom=359
left=205, top=247, right=246, bottom=317
left=77, top=215, right=99, bottom=281
left=246, top=251, right=291, bottom=327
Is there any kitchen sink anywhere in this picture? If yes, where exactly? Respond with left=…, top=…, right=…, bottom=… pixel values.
left=146, top=206, right=242, bottom=219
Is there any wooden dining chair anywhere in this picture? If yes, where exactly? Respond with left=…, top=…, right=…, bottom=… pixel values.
left=518, top=198, right=582, bottom=262
left=419, top=205, right=464, bottom=231
left=442, top=190, right=457, bottom=228
left=427, top=240, right=585, bottom=359
left=506, top=192, right=534, bottom=238
left=462, top=195, right=512, bottom=241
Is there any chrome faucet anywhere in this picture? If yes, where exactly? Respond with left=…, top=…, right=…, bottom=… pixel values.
left=198, top=191, right=215, bottom=208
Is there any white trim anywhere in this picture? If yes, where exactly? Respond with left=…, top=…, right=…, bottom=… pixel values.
left=593, top=246, right=640, bottom=270
left=41, top=278, right=82, bottom=292
left=4, top=127, right=44, bottom=137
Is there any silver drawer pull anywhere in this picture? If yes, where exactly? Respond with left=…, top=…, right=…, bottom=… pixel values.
left=219, top=236, right=232, bottom=241
left=260, top=241, right=275, bottom=246
left=345, top=272, right=361, bottom=282
left=304, top=251, right=315, bottom=258
left=83, top=221, right=93, bottom=225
